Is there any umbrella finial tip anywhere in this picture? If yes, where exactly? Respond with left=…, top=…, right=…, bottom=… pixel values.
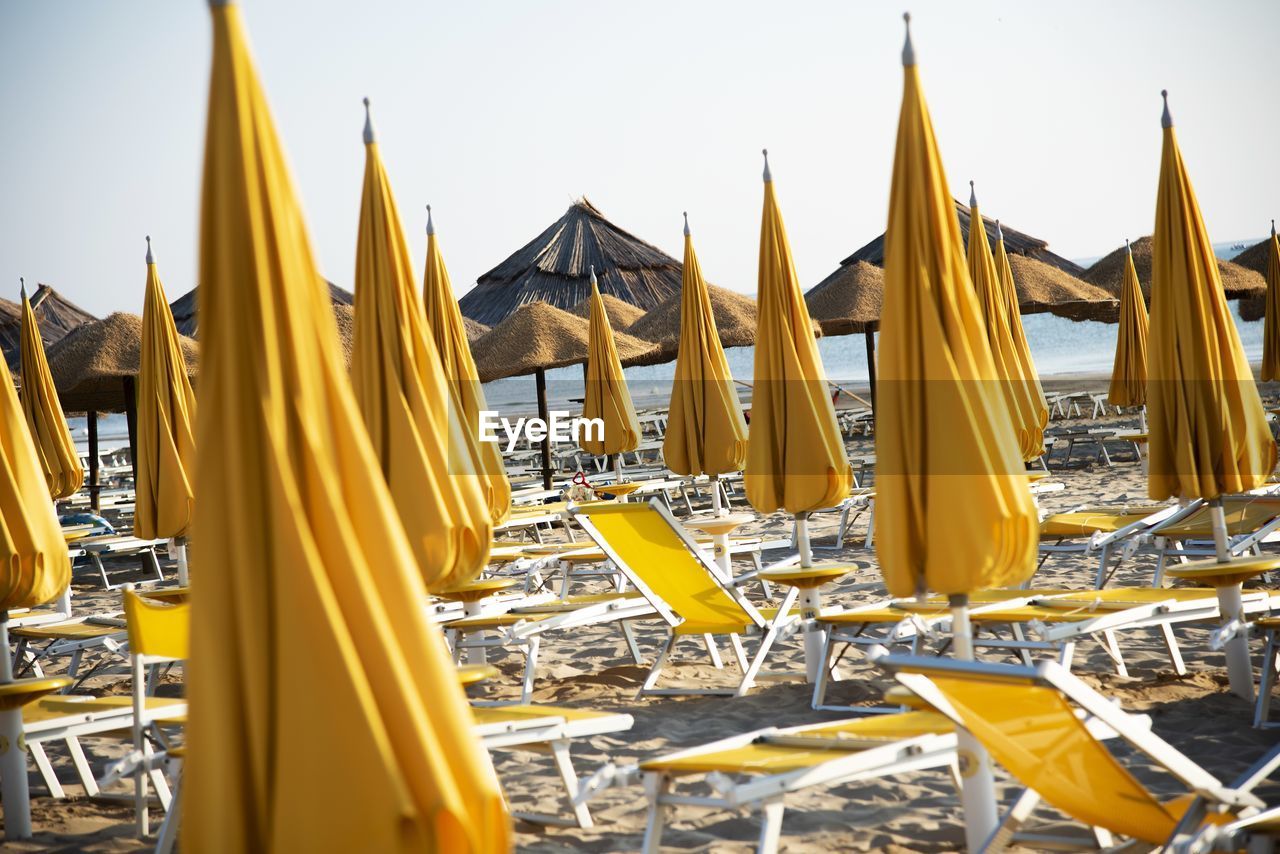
left=362, top=97, right=376, bottom=143
left=902, top=12, right=916, bottom=66
left=682, top=211, right=690, bottom=236
left=995, top=219, right=1004, bottom=241
left=1272, top=219, right=1276, bottom=236
left=145, top=235, right=154, bottom=264
left=968, top=180, right=977, bottom=208
left=1160, top=90, right=1172, bottom=128
left=19, top=277, right=24, bottom=299
left=761, top=149, right=772, bottom=182
left=425, top=204, right=435, bottom=235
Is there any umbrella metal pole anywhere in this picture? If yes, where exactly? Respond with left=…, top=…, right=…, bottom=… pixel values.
left=613, top=455, right=625, bottom=501
left=1139, top=406, right=1147, bottom=434
left=86, top=410, right=100, bottom=513
left=711, top=474, right=723, bottom=517
left=949, top=594, right=999, bottom=850
left=1209, top=498, right=1254, bottom=700
left=535, top=369, right=552, bottom=490
left=0, top=612, right=32, bottom=839
left=795, top=512, right=823, bottom=682
left=172, top=536, right=189, bottom=587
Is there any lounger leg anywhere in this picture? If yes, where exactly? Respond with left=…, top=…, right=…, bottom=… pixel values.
left=811, top=629, right=834, bottom=710
left=1153, top=540, right=1170, bottom=588
left=1058, top=640, right=1076, bottom=670
left=29, top=742, right=65, bottom=799
left=521, top=637, right=541, bottom=705
left=729, top=634, right=749, bottom=672
left=1009, top=624, right=1034, bottom=667
left=549, top=740, right=592, bottom=828
left=147, top=548, right=163, bottom=584
left=703, top=634, right=724, bottom=669
left=154, top=766, right=182, bottom=854
left=1093, top=543, right=1112, bottom=590
left=757, top=798, right=786, bottom=854
left=864, top=500, right=875, bottom=549
left=1255, top=631, right=1278, bottom=728
left=1099, top=630, right=1128, bottom=677
left=94, top=553, right=111, bottom=589
left=736, top=627, right=780, bottom=697
left=835, top=505, right=850, bottom=550
left=640, top=634, right=676, bottom=697
left=642, top=773, right=670, bottom=854
left=620, top=621, right=644, bottom=665
left=66, top=736, right=99, bottom=796
left=1160, top=623, right=1187, bottom=677
left=981, top=787, right=1041, bottom=853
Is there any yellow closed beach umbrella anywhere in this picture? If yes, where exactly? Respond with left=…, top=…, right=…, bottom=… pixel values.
left=186, top=4, right=508, bottom=852
left=18, top=279, right=82, bottom=499
left=421, top=206, right=510, bottom=525
left=1261, top=221, right=1280, bottom=381
left=877, top=17, right=1037, bottom=847
left=1146, top=91, right=1276, bottom=701
left=662, top=212, right=748, bottom=510
left=745, top=151, right=852, bottom=531
left=0, top=309, right=72, bottom=839
left=1107, top=239, right=1149, bottom=407
left=992, top=219, right=1050, bottom=443
left=134, top=238, right=197, bottom=585
left=351, top=100, right=491, bottom=591
left=581, top=266, right=642, bottom=476
left=966, top=184, right=1044, bottom=462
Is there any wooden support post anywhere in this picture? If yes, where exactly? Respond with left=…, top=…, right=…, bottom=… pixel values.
left=87, top=409, right=100, bottom=513
left=535, top=369, right=552, bottom=490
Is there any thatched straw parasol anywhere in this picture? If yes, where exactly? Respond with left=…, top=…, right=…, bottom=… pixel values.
left=463, top=317, right=489, bottom=342
left=570, top=293, right=647, bottom=331
left=804, top=261, right=884, bottom=336
left=1083, top=235, right=1265, bottom=304
left=169, top=280, right=353, bottom=338
left=1231, top=238, right=1270, bottom=278
left=1005, top=254, right=1118, bottom=322
left=48, top=312, right=198, bottom=413
left=333, top=303, right=355, bottom=367
left=844, top=200, right=1085, bottom=275
left=630, top=284, right=761, bottom=348
left=460, top=197, right=681, bottom=327
left=29, top=284, right=96, bottom=341
left=472, top=300, right=657, bottom=487
left=472, top=301, right=656, bottom=383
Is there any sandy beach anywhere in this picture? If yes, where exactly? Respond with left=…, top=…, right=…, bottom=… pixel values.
left=7, top=379, right=1279, bottom=852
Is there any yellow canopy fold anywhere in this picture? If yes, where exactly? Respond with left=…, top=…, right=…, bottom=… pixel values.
left=966, top=194, right=1044, bottom=462
left=185, top=6, right=508, bottom=852
left=351, top=105, right=491, bottom=591
left=993, top=225, right=1050, bottom=446
left=744, top=155, right=852, bottom=515
left=1261, top=223, right=1280, bottom=382
left=1107, top=241, right=1149, bottom=406
left=135, top=243, right=197, bottom=541
left=0, top=349, right=69, bottom=610
left=421, top=208, right=510, bottom=525
left=1146, top=93, right=1275, bottom=501
left=581, top=270, right=641, bottom=457
left=662, top=218, right=748, bottom=477
left=18, top=286, right=82, bottom=500
left=874, top=40, right=1037, bottom=598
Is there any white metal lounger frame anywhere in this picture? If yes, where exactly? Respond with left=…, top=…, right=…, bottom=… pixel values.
left=637, top=723, right=957, bottom=854
left=878, top=654, right=1274, bottom=852
left=1151, top=507, right=1280, bottom=587
left=570, top=499, right=805, bottom=698
left=1036, top=501, right=1201, bottom=589
left=474, top=709, right=634, bottom=828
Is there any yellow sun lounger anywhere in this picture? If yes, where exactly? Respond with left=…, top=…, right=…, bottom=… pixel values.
left=1038, top=501, right=1197, bottom=587
left=880, top=654, right=1280, bottom=852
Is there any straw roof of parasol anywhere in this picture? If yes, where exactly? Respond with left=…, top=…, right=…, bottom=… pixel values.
left=804, top=261, right=884, bottom=335
left=47, top=312, right=199, bottom=413
left=1231, top=238, right=1270, bottom=278
left=333, top=303, right=355, bottom=367
left=1082, top=235, right=1266, bottom=304
left=472, top=301, right=659, bottom=383
left=463, top=317, right=490, bottom=342
left=843, top=200, right=1085, bottom=275
left=460, top=197, right=682, bottom=327
left=569, top=293, right=647, bottom=331
left=628, top=284, right=823, bottom=359
left=29, top=284, right=96, bottom=341
left=1005, top=254, right=1118, bottom=322
left=170, top=280, right=353, bottom=338
left=0, top=299, right=23, bottom=370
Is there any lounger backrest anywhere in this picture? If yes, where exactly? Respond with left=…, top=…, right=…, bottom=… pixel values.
left=915, top=673, right=1177, bottom=843
left=1157, top=496, right=1280, bottom=538
left=123, top=589, right=190, bottom=661
left=573, top=501, right=766, bottom=632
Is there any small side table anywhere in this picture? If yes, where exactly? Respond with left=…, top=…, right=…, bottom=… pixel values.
left=758, top=564, right=859, bottom=683
left=436, top=578, right=521, bottom=664
left=682, top=512, right=755, bottom=577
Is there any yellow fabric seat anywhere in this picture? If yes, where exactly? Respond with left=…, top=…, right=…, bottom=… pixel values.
left=1157, top=496, right=1280, bottom=538
left=12, top=622, right=124, bottom=641
left=470, top=704, right=618, bottom=727
left=641, top=711, right=951, bottom=775
left=1040, top=508, right=1166, bottom=538
left=24, top=695, right=184, bottom=725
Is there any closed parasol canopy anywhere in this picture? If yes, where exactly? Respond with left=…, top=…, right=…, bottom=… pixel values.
left=19, top=281, right=83, bottom=499
left=1108, top=240, right=1149, bottom=406
left=185, top=4, right=508, bottom=851
left=1085, top=235, right=1265, bottom=305
left=351, top=99, right=491, bottom=591
left=993, top=221, right=1050, bottom=437
left=581, top=268, right=642, bottom=458
left=134, top=238, right=197, bottom=545
left=460, top=197, right=681, bottom=327
left=1260, top=223, right=1280, bottom=381
left=662, top=214, right=748, bottom=479
left=421, top=206, right=511, bottom=525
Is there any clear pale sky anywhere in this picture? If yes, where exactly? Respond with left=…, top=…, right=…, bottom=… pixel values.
left=2, top=0, right=1276, bottom=318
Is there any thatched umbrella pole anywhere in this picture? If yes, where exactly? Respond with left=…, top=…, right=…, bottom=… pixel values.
left=864, top=327, right=877, bottom=415
left=86, top=410, right=100, bottom=513
left=121, top=376, right=138, bottom=484
left=535, top=368, right=552, bottom=489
